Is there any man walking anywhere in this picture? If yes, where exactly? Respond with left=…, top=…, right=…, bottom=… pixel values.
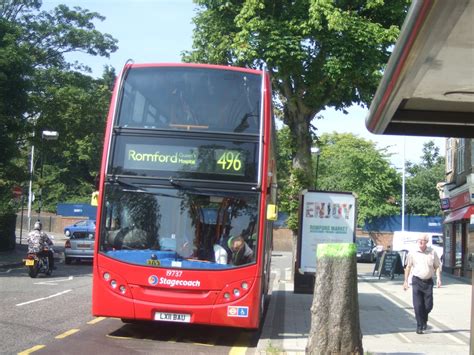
left=403, top=234, right=442, bottom=334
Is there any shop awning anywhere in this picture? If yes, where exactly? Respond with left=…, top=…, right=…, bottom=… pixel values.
left=365, top=0, right=474, bottom=138
left=443, top=205, right=474, bottom=224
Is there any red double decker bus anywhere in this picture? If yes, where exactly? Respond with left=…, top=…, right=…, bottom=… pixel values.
left=92, top=63, right=277, bottom=329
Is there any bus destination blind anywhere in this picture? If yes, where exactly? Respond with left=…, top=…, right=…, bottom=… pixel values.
left=124, top=143, right=246, bottom=176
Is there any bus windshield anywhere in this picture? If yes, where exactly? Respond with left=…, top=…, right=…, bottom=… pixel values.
left=117, top=67, right=261, bottom=134
left=100, top=185, right=259, bottom=270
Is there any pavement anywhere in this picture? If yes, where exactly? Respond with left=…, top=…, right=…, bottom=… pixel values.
left=256, top=252, right=472, bottom=355
left=1, top=233, right=472, bottom=354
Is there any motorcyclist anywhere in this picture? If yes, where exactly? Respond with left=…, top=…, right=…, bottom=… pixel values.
left=27, top=221, right=55, bottom=270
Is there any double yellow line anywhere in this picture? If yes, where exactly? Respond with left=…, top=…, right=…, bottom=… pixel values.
left=17, top=317, right=106, bottom=354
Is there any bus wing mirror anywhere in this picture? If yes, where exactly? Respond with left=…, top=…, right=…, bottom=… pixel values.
left=267, top=204, right=278, bottom=221
left=91, top=191, right=99, bottom=206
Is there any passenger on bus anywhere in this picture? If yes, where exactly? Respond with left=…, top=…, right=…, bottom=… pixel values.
left=107, top=218, right=121, bottom=246
left=228, top=235, right=254, bottom=266
left=122, top=226, right=148, bottom=249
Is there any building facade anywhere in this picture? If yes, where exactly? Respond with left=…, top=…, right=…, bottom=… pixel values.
left=438, top=138, right=474, bottom=278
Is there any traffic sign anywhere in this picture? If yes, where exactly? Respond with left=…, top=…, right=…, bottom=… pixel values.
left=12, top=186, right=23, bottom=197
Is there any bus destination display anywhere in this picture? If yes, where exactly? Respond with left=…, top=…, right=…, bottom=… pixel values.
left=124, top=143, right=246, bottom=176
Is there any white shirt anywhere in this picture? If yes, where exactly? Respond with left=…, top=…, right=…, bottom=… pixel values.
left=406, top=247, right=440, bottom=280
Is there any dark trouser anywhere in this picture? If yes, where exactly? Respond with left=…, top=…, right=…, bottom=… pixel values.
left=412, top=276, right=433, bottom=327
left=38, top=250, right=54, bottom=270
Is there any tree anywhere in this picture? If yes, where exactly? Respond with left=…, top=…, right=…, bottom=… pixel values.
left=313, top=132, right=400, bottom=226
left=0, top=15, right=33, bottom=214
left=184, top=0, right=409, bottom=229
left=405, top=141, right=445, bottom=216
left=306, top=244, right=363, bottom=354
left=30, top=67, right=116, bottom=211
left=0, top=0, right=117, bottom=212
left=277, top=130, right=401, bottom=229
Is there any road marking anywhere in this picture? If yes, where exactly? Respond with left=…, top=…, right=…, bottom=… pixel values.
left=444, top=332, right=466, bottom=345
left=229, top=332, right=250, bottom=355
left=17, top=344, right=46, bottom=354
left=15, top=289, right=72, bottom=306
left=55, top=329, right=80, bottom=339
left=87, top=317, right=106, bottom=325
left=106, top=334, right=132, bottom=340
left=187, top=334, right=217, bottom=346
left=397, top=332, right=412, bottom=343
left=34, top=276, right=74, bottom=285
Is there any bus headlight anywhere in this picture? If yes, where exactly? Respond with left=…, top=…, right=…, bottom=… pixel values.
left=233, top=288, right=240, bottom=297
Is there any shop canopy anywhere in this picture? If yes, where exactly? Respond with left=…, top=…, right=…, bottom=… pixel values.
left=365, top=0, right=474, bottom=138
left=443, top=205, right=474, bottom=224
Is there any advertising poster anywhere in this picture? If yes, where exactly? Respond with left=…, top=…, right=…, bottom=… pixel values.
left=299, top=191, right=356, bottom=273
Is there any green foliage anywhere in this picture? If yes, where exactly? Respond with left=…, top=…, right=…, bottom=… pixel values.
left=276, top=126, right=294, bottom=183
left=276, top=129, right=402, bottom=228
left=0, top=17, right=32, bottom=213
left=31, top=67, right=115, bottom=212
left=279, top=167, right=311, bottom=231
left=0, top=1, right=117, bottom=214
left=276, top=133, right=445, bottom=229
left=185, top=0, right=410, bottom=216
left=405, top=141, right=445, bottom=216
left=313, top=132, right=400, bottom=226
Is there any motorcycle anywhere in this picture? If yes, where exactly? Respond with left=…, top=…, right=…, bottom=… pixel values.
left=24, top=247, right=53, bottom=278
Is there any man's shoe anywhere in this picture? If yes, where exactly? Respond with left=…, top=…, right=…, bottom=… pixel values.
left=416, top=327, right=423, bottom=334
left=421, top=322, right=427, bottom=331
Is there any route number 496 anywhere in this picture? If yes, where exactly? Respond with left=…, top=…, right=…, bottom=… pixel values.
left=217, top=151, right=242, bottom=172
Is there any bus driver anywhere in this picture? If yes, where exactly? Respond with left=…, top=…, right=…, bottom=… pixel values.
left=229, top=235, right=254, bottom=266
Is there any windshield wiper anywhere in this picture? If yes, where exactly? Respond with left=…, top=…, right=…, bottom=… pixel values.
left=108, top=176, right=147, bottom=192
left=168, top=176, right=215, bottom=195
left=168, top=176, right=182, bottom=188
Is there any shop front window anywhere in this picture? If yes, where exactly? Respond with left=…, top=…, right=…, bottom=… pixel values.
left=455, top=223, right=462, bottom=267
left=443, top=225, right=452, bottom=266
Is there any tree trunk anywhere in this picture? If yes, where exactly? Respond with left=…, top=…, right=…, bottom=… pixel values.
left=289, top=114, right=313, bottom=171
left=306, top=243, right=363, bottom=354
left=283, top=95, right=314, bottom=173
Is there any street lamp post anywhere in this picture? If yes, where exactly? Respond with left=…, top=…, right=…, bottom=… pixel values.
left=37, top=130, right=59, bottom=219
left=27, top=141, right=35, bottom=231
left=311, top=147, right=320, bottom=190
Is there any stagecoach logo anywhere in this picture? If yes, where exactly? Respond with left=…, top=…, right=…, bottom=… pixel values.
left=148, top=275, right=159, bottom=286
left=227, top=306, right=249, bottom=318
left=147, top=275, right=201, bottom=288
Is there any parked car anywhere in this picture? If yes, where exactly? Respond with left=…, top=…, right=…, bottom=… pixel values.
left=356, top=237, right=376, bottom=263
left=64, top=219, right=96, bottom=237
left=63, top=220, right=96, bottom=264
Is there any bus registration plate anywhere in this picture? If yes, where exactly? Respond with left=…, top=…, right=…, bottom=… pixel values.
left=155, top=312, right=190, bottom=323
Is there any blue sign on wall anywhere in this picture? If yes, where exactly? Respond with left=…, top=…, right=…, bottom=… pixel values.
left=440, top=198, right=450, bottom=210
left=57, top=203, right=97, bottom=219
left=364, top=215, right=442, bottom=233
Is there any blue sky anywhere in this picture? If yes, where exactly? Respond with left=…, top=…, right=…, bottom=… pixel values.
left=42, top=0, right=446, bottom=168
